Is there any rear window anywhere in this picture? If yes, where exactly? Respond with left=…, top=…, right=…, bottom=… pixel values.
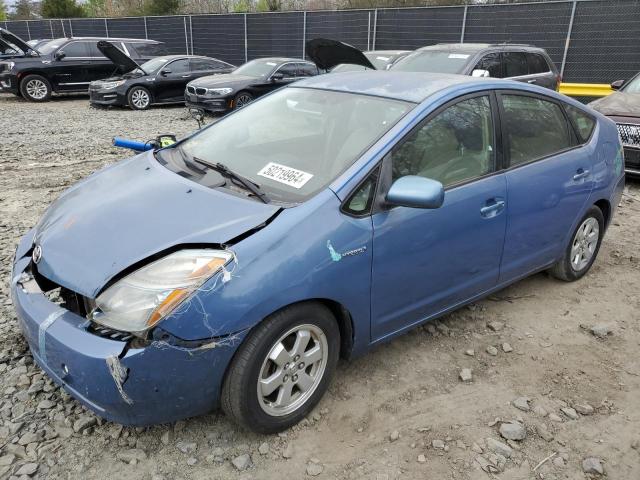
left=565, top=105, right=596, bottom=142
left=129, top=42, right=167, bottom=58
left=527, top=53, right=550, bottom=74
left=502, top=94, right=572, bottom=166
left=503, top=52, right=528, bottom=77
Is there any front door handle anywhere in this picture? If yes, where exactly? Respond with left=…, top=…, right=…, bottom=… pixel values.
left=573, top=168, right=590, bottom=181
left=480, top=198, right=506, bottom=218
left=527, top=79, right=537, bottom=84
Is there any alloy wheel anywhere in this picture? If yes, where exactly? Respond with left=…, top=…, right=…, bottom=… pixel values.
left=257, top=324, right=328, bottom=417
left=26, top=79, right=48, bottom=100
left=235, top=94, right=252, bottom=108
left=570, top=217, right=599, bottom=271
left=131, top=89, right=150, bottom=109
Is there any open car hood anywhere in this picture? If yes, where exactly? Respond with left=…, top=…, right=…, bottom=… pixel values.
left=32, top=151, right=280, bottom=298
left=98, top=40, right=143, bottom=74
left=305, top=38, right=375, bottom=71
left=0, top=28, right=36, bottom=56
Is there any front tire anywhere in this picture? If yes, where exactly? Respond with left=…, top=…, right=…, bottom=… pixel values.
left=233, top=91, right=253, bottom=109
left=221, top=303, right=340, bottom=434
left=20, top=74, right=51, bottom=102
left=127, top=86, right=152, bottom=110
left=549, top=205, right=604, bottom=281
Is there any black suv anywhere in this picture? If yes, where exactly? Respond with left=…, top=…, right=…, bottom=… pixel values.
left=391, top=43, right=560, bottom=91
left=0, top=35, right=166, bottom=102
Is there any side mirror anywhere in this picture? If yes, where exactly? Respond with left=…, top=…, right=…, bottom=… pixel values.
left=160, top=68, right=172, bottom=76
left=54, top=50, right=66, bottom=60
left=271, top=72, right=284, bottom=82
left=471, top=69, right=490, bottom=78
left=386, top=176, right=444, bottom=209
left=611, top=79, right=625, bottom=90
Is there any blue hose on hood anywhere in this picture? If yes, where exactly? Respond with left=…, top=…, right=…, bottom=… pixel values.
left=112, top=137, right=154, bottom=152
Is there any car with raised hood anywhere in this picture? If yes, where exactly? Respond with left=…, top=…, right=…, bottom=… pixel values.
left=0, top=28, right=39, bottom=60
left=90, top=41, right=235, bottom=110
left=185, top=57, right=319, bottom=112
left=306, top=38, right=409, bottom=72
left=0, top=35, right=166, bottom=102
left=589, top=73, right=640, bottom=177
left=12, top=71, right=623, bottom=433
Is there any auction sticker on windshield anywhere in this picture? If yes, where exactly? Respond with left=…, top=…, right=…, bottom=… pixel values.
left=258, top=162, right=313, bottom=189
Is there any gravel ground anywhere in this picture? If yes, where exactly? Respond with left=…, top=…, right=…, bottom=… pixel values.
left=0, top=93, right=639, bottom=480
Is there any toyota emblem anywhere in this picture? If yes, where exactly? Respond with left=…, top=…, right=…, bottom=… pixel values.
left=32, top=245, right=42, bottom=264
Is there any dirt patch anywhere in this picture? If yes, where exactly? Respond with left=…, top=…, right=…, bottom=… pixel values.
left=0, top=93, right=639, bottom=480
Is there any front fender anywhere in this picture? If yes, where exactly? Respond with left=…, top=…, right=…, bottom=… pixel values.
left=159, top=190, right=373, bottom=353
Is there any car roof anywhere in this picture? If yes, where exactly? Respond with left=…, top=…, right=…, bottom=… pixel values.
left=52, top=37, right=160, bottom=43
left=249, top=57, right=313, bottom=64
left=419, top=43, right=544, bottom=53
left=365, top=50, right=411, bottom=55
left=296, top=71, right=487, bottom=103
left=157, top=54, right=219, bottom=61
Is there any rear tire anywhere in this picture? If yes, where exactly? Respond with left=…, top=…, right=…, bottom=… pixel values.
left=20, top=74, right=51, bottom=102
left=549, top=205, right=604, bottom=281
left=221, top=303, right=340, bottom=434
left=127, top=86, right=151, bottom=110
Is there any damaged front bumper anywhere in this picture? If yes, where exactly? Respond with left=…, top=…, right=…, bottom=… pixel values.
left=11, top=235, right=245, bottom=425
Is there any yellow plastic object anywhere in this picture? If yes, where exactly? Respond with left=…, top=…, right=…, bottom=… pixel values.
left=559, top=83, right=613, bottom=98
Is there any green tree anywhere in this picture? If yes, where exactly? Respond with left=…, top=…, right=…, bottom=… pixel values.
left=10, top=0, right=38, bottom=19
left=0, top=0, right=7, bottom=21
left=41, top=0, right=86, bottom=18
left=144, top=0, right=182, bottom=15
left=257, top=0, right=281, bottom=11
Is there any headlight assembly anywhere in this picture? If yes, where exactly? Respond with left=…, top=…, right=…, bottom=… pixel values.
left=207, top=87, right=233, bottom=96
left=100, top=80, right=127, bottom=90
left=90, top=249, right=233, bottom=335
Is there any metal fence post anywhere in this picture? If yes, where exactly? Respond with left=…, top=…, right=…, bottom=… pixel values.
left=104, top=18, right=109, bottom=37
left=49, top=20, right=54, bottom=38
left=189, top=16, right=194, bottom=55
left=372, top=9, right=378, bottom=50
left=244, top=13, right=248, bottom=63
left=367, top=11, right=371, bottom=51
left=183, top=16, right=189, bottom=54
left=560, top=0, right=578, bottom=79
left=302, top=11, right=307, bottom=58
left=68, top=19, right=73, bottom=37
left=143, top=17, right=149, bottom=40
left=60, top=19, right=66, bottom=37
left=460, top=5, right=468, bottom=43
left=25, top=20, right=31, bottom=40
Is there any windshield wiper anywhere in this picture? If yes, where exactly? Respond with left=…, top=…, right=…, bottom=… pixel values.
left=175, top=146, right=208, bottom=175
left=194, top=157, right=270, bottom=204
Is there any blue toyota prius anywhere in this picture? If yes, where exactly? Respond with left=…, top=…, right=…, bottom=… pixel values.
left=11, top=72, right=624, bottom=433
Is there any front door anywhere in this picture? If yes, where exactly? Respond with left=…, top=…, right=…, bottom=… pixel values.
left=54, top=41, right=91, bottom=91
left=370, top=93, right=507, bottom=340
left=498, top=92, right=595, bottom=282
left=155, top=58, right=191, bottom=102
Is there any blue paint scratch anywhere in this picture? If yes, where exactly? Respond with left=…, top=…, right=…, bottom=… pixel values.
left=326, top=240, right=342, bottom=262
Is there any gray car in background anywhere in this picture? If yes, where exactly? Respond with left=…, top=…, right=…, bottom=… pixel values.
left=391, top=43, right=560, bottom=91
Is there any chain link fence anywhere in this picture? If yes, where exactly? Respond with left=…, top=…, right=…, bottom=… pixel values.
left=4, top=0, right=640, bottom=83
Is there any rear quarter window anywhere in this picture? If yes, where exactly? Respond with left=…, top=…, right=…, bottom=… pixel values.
left=527, top=53, right=550, bottom=74
left=129, top=42, right=167, bottom=58
left=565, top=105, right=596, bottom=143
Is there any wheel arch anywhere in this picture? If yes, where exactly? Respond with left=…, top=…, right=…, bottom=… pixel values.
left=593, top=198, right=611, bottom=228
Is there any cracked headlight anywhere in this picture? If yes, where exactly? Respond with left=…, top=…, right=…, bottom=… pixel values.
left=100, top=80, right=127, bottom=90
left=207, top=87, right=233, bottom=96
left=91, top=249, right=233, bottom=334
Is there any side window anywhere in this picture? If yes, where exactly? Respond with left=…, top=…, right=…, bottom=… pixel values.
left=297, top=63, right=318, bottom=77
left=166, top=59, right=190, bottom=73
left=129, top=42, right=167, bottom=58
left=190, top=59, right=215, bottom=71
left=475, top=53, right=502, bottom=78
left=390, top=95, right=494, bottom=188
left=527, top=53, right=549, bottom=74
left=565, top=104, right=596, bottom=143
left=503, top=52, right=528, bottom=77
left=62, top=42, right=89, bottom=58
left=343, top=167, right=380, bottom=216
left=276, top=63, right=298, bottom=79
left=87, top=42, right=107, bottom=58
left=502, top=95, right=572, bottom=166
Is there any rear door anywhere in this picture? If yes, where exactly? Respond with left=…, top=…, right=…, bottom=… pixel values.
left=498, top=92, right=595, bottom=282
left=525, top=52, right=558, bottom=90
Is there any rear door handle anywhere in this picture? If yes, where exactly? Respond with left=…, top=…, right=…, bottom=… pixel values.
left=480, top=198, right=506, bottom=218
left=573, top=168, right=590, bottom=181
left=181, top=75, right=191, bottom=78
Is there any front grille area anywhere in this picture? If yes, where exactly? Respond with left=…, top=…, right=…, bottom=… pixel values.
left=617, top=123, right=640, bottom=148
left=186, top=85, right=195, bottom=94
left=623, top=146, right=640, bottom=170
left=195, top=87, right=207, bottom=96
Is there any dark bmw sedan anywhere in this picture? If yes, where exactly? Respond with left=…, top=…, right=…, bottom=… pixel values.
left=90, top=42, right=234, bottom=110
left=185, top=57, right=319, bottom=113
left=590, top=73, right=640, bottom=178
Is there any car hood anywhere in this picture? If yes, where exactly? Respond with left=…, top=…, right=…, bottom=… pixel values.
left=189, top=73, right=258, bottom=88
left=32, top=151, right=280, bottom=298
left=590, top=92, right=640, bottom=118
left=98, top=40, right=142, bottom=74
left=306, top=38, right=375, bottom=71
left=0, top=28, right=36, bottom=56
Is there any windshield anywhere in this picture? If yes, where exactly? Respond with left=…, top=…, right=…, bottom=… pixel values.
left=138, top=57, right=169, bottom=73
left=622, top=75, right=640, bottom=93
left=233, top=59, right=279, bottom=77
left=38, top=40, right=64, bottom=55
left=392, top=50, right=473, bottom=74
left=172, top=87, right=412, bottom=203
